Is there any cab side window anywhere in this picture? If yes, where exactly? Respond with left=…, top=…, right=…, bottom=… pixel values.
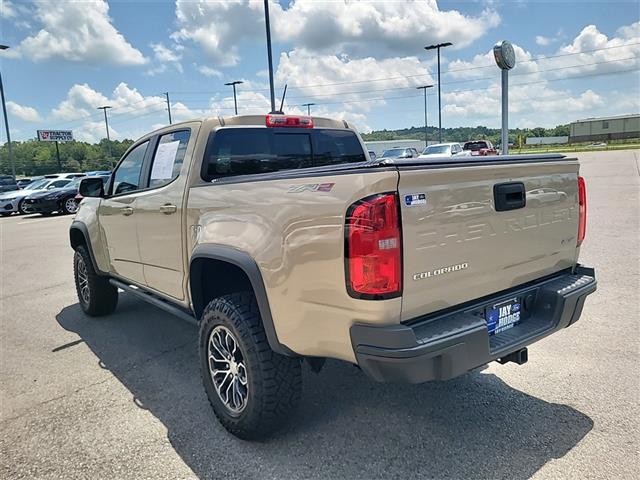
left=112, top=141, right=149, bottom=195
left=148, top=130, right=191, bottom=188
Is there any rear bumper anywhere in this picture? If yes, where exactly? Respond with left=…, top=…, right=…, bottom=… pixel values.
left=351, top=266, right=596, bottom=383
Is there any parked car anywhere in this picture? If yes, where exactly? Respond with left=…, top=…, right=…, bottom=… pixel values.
left=44, top=172, right=86, bottom=179
left=0, top=175, right=18, bottom=194
left=17, top=177, right=43, bottom=189
left=70, top=114, right=596, bottom=439
left=22, top=176, right=103, bottom=215
left=85, top=170, right=112, bottom=176
left=418, top=142, right=470, bottom=159
left=379, top=147, right=420, bottom=160
left=0, top=178, right=73, bottom=216
left=463, top=140, right=497, bottom=156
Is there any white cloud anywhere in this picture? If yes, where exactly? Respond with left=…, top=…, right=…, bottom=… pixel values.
left=147, top=42, right=183, bottom=75
left=1, top=0, right=17, bottom=18
left=51, top=83, right=194, bottom=142
left=276, top=49, right=434, bottom=109
left=6, top=101, right=41, bottom=122
left=447, top=22, right=639, bottom=84
left=5, top=0, right=146, bottom=65
left=172, top=0, right=499, bottom=65
left=273, top=0, right=500, bottom=55
left=535, top=35, right=552, bottom=46
left=197, top=65, right=224, bottom=78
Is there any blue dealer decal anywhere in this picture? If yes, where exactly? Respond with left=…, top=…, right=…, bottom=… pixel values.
left=404, top=193, right=427, bottom=207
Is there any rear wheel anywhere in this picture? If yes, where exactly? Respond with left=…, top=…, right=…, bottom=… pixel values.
left=74, top=245, right=118, bottom=316
left=62, top=197, right=79, bottom=214
left=199, top=293, right=301, bottom=440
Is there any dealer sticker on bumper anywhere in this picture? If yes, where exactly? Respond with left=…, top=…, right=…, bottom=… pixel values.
left=486, top=297, right=521, bottom=336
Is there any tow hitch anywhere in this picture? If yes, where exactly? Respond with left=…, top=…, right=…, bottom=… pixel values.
left=498, top=347, right=528, bottom=365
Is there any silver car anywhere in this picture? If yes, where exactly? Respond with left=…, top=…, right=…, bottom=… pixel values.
left=0, top=178, right=73, bottom=216
left=418, top=142, right=471, bottom=159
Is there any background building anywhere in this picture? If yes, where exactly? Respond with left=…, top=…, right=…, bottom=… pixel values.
left=569, top=114, right=640, bottom=143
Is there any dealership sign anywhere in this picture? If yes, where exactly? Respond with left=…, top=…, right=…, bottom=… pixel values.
left=37, top=130, right=74, bottom=142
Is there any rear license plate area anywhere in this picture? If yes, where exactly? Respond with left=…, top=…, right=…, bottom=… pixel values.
left=486, top=297, right=522, bottom=336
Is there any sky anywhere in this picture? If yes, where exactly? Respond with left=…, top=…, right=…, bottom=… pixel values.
left=0, top=0, right=639, bottom=143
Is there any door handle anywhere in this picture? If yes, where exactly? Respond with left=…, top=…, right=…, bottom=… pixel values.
left=159, top=204, right=177, bottom=215
left=494, top=182, right=526, bottom=211
left=121, top=207, right=134, bottom=216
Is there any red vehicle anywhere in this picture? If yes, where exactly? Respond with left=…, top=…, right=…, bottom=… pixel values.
left=463, top=140, right=497, bottom=156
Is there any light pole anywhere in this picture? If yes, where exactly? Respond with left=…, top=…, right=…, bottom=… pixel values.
left=97, top=106, right=112, bottom=165
left=416, top=85, right=433, bottom=147
left=0, top=44, right=15, bottom=178
left=263, top=0, right=276, bottom=113
left=302, top=103, right=315, bottom=115
left=224, top=81, right=244, bottom=115
left=164, top=92, right=172, bottom=124
left=424, top=42, right=452, bottom=143
left=493, top=41, right=516, bottom=155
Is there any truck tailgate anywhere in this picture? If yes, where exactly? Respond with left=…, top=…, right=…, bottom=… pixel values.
left=398, top=158, right=580, bottom=322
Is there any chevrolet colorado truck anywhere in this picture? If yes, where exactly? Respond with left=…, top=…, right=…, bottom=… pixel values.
left=70, top=114, right=596, bottom=439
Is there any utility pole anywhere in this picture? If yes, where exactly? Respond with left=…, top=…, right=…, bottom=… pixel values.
left=425, top=42, right=452, bottom=143
left=164, top=92, right=172, bottom=124
left=263, top=0, right=276, bottom=113
left=0, top=44, right=15, bottom=178
left=224, top=81, right=244, bottom=115
left=97, top=106, right=113, bottom=165
left=302, top=103, right=315, bottom=115
left=416, top=85, right=433, bottom=147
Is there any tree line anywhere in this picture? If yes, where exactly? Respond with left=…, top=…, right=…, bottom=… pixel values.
left=0, top=139, right=134, bottom=177
left=361, top=124, right=571, bottom=145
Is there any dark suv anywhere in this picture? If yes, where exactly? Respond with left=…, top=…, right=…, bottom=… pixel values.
left=0, top=175, right=18, bottom=193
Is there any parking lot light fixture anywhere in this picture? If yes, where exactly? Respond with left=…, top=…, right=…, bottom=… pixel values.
left=416, top=85, right=434, bottom=147
left=97, top=106, right=113, bottom=166
left=224, top=81, right=244, bottom=115
left=424, top=42, right=453, bottom=143
left=0, top=44, right=16, bottom=179
left=302, top=103, right=315, bottom=115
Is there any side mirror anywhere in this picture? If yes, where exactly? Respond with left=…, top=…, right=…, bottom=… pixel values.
left=79, top=177, right=105, bottom=198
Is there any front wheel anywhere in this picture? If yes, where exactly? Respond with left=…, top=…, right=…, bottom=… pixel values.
left=199, top=293, right=301, bottom=440
left=17, top=199, right=27, bottom=215
left=74, top=246, right=118, bottom=316
left=62, top=197, right=79, bottom=215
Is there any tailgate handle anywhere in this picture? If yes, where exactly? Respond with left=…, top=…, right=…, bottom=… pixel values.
left=494, top=182, right=526, bottom=211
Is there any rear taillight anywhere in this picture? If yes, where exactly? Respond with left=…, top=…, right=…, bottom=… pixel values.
left=345, top=193, right=402, bottom=299
left=265, top=115, right=313, bottom=128
left=577, top=176, right=587, bottom=246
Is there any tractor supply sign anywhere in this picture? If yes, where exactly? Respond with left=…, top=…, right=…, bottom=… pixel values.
left=37, top=130, right=74, bottom=142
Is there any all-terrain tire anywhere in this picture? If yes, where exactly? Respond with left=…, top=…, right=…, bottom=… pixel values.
left=73, top=245, right=118, bottom=316
left=199, top=292, right=302, bottom=440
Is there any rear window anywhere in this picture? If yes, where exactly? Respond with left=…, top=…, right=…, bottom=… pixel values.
left=202, top=128, right=366, bottom=181
left=464, top=141, right=488, bottom=151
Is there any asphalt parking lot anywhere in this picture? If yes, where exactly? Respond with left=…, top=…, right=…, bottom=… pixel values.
left=1, top=150, right=638, bottom=479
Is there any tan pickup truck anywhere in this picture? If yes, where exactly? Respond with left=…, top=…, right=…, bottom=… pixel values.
left=70, top=114, right=596, bottom=439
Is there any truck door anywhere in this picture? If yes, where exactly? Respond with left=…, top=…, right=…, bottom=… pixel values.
left=135, top=127, right=196, bottom=301
left=98, top=141, right=149, bottom=285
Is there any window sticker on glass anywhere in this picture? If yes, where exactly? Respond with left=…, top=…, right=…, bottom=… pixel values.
left=151, top=140, right=180, bottom=180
